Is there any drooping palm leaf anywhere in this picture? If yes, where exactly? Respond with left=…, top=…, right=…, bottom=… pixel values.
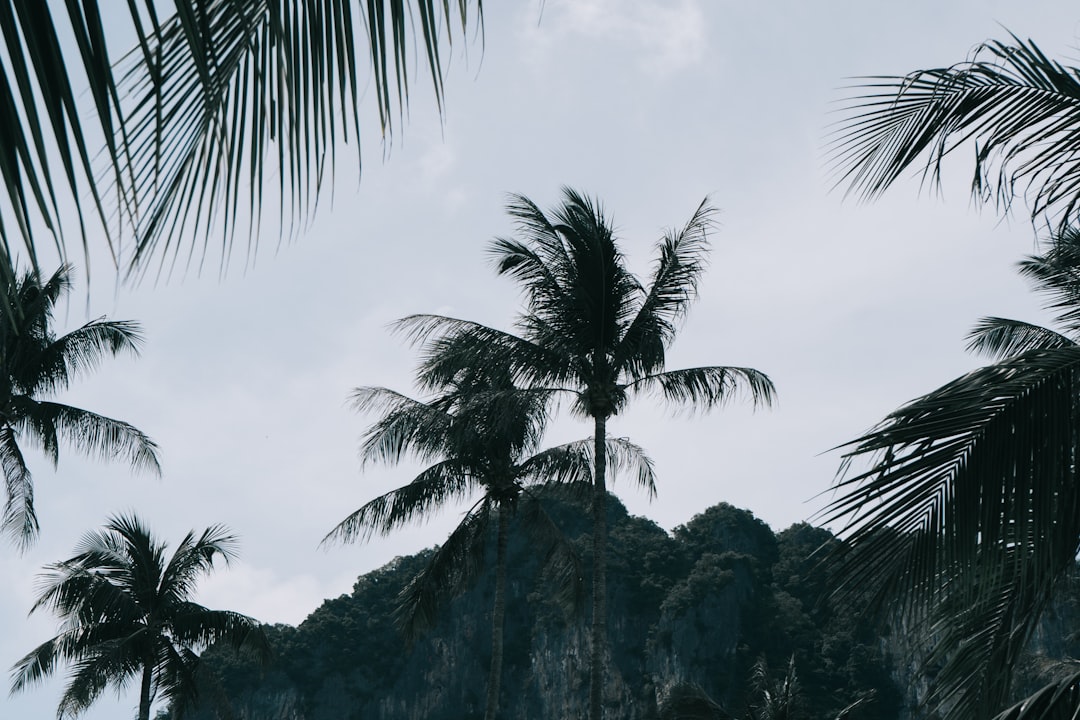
left=1, top=1, right=482, bottom=291
left=823, top=347, right=1080, bottom=719
left=828, top=32, right=1080, bottom=228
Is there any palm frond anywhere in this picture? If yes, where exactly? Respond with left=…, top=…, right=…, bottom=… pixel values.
left=0, top=424, right=35, bottom=546
left=322, top=458, right=476, bottom=545
left=117, top=0, right=482, bottom=278
left=828, top=33, right=1080, bottom=228
left=614, top=197, right=716, bottom=376
left=516, top=493, right=584, bottom=616
left=26, top=319, right=144, bottom=395
left=822, top=347, right=1080, bottom=717
left=394, top=499, right=492, bottom=640
left=159, top=524, right=238, bottom=607
left=992, top=670, right=1080, bottom=720
left=352, top=386, right=454, bottom=466
left=629, top=366, right=776, bottom=413
left=966, top=317, right=1076, bottom=358
left=25, top=402, right=161, bottom=476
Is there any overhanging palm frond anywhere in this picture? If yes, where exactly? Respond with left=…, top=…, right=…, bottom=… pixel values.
left=516, top=492, right=584, bottom=615
left=828, top=32, right=1080, bottom=227
left=117, top=0, right=483, bottom=278
left=2, top=2, right=482, bottom=290
left=629, top=366, right=776, bottom=412
left=966, top=317, right=1076, bottom=358
left=822, top=347, right=1080, bottom=719
left=159, top=525, right=238, bottom=606
left=992, top=670, right=1080, bottom=720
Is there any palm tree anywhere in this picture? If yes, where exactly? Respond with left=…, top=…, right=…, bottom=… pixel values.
left=0, top=264, right=159, bottom=547
left=828, top=32, right=1080, bottom=229
left=324, top=361, right=656, bottom=720
left=400, top=188, right=776, bottom=720
left=2, top=2, right=481, bottom=290
left=821, top=227, right=1080, bottom=720
left=10, top=513, right=270, bottom=720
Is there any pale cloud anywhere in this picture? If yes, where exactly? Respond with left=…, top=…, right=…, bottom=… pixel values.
left=519, top=0, right=707, bottom=77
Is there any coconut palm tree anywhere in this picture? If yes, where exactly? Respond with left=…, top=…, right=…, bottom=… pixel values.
left=0, top=264, right=159, bottom=547
left=2, top=2, right=481, bottom=289
left=324, top=361, right=656, bottom=720
left=10, top=513, right=270, bottom=720
left=829, top=32, right=1080, bottom=229
left=400, top=188, right=776, bottom=720
left=821, top=227, right=1080, bottom=720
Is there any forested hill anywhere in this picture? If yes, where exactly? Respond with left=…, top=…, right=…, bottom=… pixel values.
left=183, top=496, right=904, bottom=720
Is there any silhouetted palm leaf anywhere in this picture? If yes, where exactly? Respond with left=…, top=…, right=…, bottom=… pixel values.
left=829, top=32, right=1080, bottom=228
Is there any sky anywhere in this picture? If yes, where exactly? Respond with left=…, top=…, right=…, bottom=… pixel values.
left=3, top=1, right=1080, bottom=717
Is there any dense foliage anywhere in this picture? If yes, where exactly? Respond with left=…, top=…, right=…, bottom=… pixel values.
left=181, top=497, right=903, bottom=720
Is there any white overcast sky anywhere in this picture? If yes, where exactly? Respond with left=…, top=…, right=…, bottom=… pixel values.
left=5, top=1, right=1080, bottom=718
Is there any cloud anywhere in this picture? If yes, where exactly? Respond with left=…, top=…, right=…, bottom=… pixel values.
left=520, top=0, right=707, bottom=77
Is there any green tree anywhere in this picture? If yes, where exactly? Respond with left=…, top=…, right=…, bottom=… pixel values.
left=2, top=2, right=480, bottom=288
left=822, top=227, right=1080, bottom=720
left=10, top=514, right=269, bottom=720
left=324, top=361, right=655, bottom=720
left=0, top=264, right=159, bottom=546
left=401, top=188, right=776, bottom=720
left=829, top=32, right=1080, bottom=229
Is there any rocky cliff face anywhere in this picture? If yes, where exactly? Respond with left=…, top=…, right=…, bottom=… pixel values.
left=184, top=498, right=901, bottom=720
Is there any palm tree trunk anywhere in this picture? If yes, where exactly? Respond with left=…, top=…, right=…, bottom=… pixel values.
left=589, top=414, right=608, bottom=720
left=485, top=505, right=510, bottom=720
left=138, top=662, right=153, bottom=720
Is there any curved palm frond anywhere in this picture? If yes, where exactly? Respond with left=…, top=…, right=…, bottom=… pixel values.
left=18, top=401, right=161, bottom=475
left=26, top=319, right=144, bottom=396
left=322, top=458, right=477, bottom=545
left=614, top=197, right=716, bottom=376
left=822, top=347, right=1080, bottom=719
left=353, top=386, right=452, bottom=462
left=992, top=670, right=1080, bottom=720
left=515, top=492, right=584, bottom=615
left=394, top=499, right=492, bottom=641
left=629, top=365, right=777, bottom=412
left=2, top=2, right=483, bottom=286
left=159, top=525, right=238, bottom=607
left=0, top=425, right=34, bottom=545
left=828, top=33, right=1080, bottom=227
left=966, top=317, right=1076, bottom=358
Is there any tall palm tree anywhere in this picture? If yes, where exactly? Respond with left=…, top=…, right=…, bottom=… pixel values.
left=828, top=32, right=1080, bottom=229
left=10, top=513, right=270, bottom=720
left=324, top=361, right=656, bottom=720
left=400, top=188, right=776, bottom=720
left=821, top=227, right=1080, bottom=720
left=2, top=2, right=481, bottom=290
left=0, top=264, right=159, bottom=547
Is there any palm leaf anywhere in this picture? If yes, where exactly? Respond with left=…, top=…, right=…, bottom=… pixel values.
left=822, top=347, right=1080, bottom=718
left=629, top=365, right=776, bottom=412
left=614, top=197, right=716, bottom=376
left=0, top=424, right=34, bottom=545
left=966, top=317, right=1076, bottom=359
left=394, top=499, right=492, bottom=640
left=992, top=671, right=1080, bottom=720
left=321, top=458, right=476, bottom=544
left=828, top=33, right=1080, bottom=228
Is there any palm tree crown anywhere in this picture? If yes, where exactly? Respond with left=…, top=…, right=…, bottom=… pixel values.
left=400, top=188, right=776, bottom=720
left=11, top=514, right=269, bottom=720
left=822, top=227, right=1080, bottom=720
left=325, top=360, right=655, bottom=720
left=0, top=265, right=159, bottom=546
